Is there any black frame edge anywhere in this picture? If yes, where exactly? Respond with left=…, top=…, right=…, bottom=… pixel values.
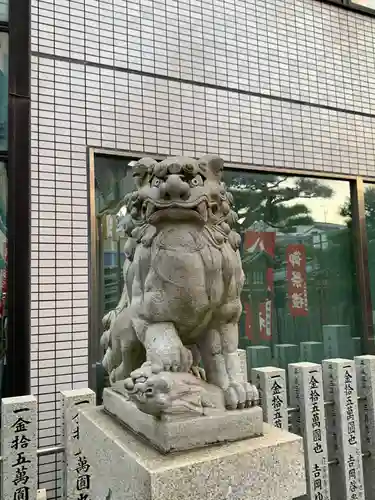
left=87, top=147, right=98, bottom=392
left=351, top=178, right=374, bottom=355
left=5, top=0, right=31, bottom=396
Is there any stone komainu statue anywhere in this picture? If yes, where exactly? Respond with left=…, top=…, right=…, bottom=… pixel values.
left=101, top=155, right=258, bottom=411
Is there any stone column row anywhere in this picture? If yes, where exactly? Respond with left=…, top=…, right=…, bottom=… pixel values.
left=253, top=356, right=375, bottom=500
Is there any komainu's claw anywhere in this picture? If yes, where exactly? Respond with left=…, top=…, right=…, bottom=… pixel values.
left=190, top=366, right=207, bottom=381
left=224, top=381, right=259, bottom=410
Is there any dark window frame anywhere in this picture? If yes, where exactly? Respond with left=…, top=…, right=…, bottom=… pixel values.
left=87, top=148, right=375, bottom=392
left=351, top=179, right=374, bottom=355
left=3, top=0, right=31, bottom=397
left=319, top=0, right=375, bottom=17
left=0, top=8, right=8, bottom=397
left=344, top=0, right=375, bottom=15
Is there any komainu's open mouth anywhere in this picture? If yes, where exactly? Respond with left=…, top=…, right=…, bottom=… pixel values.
left=145, top=198, right=208, bottom=223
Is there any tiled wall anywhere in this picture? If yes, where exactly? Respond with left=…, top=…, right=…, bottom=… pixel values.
left=30, top=0, right=375, bottom=497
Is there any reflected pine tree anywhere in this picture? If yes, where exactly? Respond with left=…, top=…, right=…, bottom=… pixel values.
left=223, top=172, right=333, bottom=231
left=340, top=186, right=375, bottom=238
left=223, top=172, right=357, bottom=348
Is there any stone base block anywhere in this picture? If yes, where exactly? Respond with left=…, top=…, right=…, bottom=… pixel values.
left=275, top=344, right=299, bottom=370
left=103, top=388, right=263, bottom=453
left=323, top=324, right=353, bottom=359
left=300, top=341, right=324, bottom=364
left=79, top=406, right=306, bottom=500
left=246, top=346, right=272, bottom=377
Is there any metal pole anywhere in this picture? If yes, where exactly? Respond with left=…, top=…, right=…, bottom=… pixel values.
left=0, top=444, right=65, bottom=462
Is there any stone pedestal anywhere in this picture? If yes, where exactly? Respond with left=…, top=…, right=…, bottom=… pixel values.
left=79, top=406, right=306, bottom=500
left=104, top=388, right=263, bottom=453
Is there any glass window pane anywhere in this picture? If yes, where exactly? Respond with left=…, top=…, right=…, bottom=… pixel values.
left=223, top=171, right=358, bottom=358
left=350, top=0, right=375, bottom=9
left=0, top=161, right=7, bottom=398
left=0, top=33, right=8, bottom=151
left=0, top=0, right=7, bottom=21
left=94, top=155, right=136, bottom=346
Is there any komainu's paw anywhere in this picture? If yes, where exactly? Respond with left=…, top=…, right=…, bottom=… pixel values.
left=224, top=381, right=259, bottom=410
left=148, top=344, right=193, bottom=373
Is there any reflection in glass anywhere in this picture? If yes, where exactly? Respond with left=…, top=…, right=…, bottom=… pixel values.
left=350, top=0, right=375, bottom=8
left=0, top=33, right=8, bottom=150
left=93, top=159, right=359, bottom=368
left=94, top=156, right=136, bottom=342
left=0, top=162, right=7, bottom=395
left=0, top=1, right=7, bottom=21
left=223, top=171, right=356, bottom=350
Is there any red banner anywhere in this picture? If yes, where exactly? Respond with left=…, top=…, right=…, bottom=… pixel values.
left=286, top=244, right=308, bottom=317
left=244, top=230, right=276, bottom=341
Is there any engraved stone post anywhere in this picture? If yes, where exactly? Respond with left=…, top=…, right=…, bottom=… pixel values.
left=251, top=366, right=288, bottom=430
left=61, top=388, right=96, bottom=500
left=322, top=359, right=364, bottom=500
left=289, top=362, right=330, bottom=500
left=1, top=395, right=37, bottom=500
left=355, top=355, right=375, bottom=499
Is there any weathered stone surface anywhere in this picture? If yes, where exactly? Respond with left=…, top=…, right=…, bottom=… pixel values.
left=60, top=388, right=96, bottom=500
left=103, top=388, right=263, bottom=453
left=355, top=355, right=375, bottom=500
left=79, top=406, right=306, bottom=500
left=288, top=362, right=330, bottom=500
left=1, top=395, right=37, bottom=500
left=322, top=358, right=364, bottom=500
left=122, top=368, right=228, bottom=418
left=120, top=363, right=259, bottom=420
left=252, top=366, right=289, bottom=430
left=100, top=155, right=258, bottom=415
